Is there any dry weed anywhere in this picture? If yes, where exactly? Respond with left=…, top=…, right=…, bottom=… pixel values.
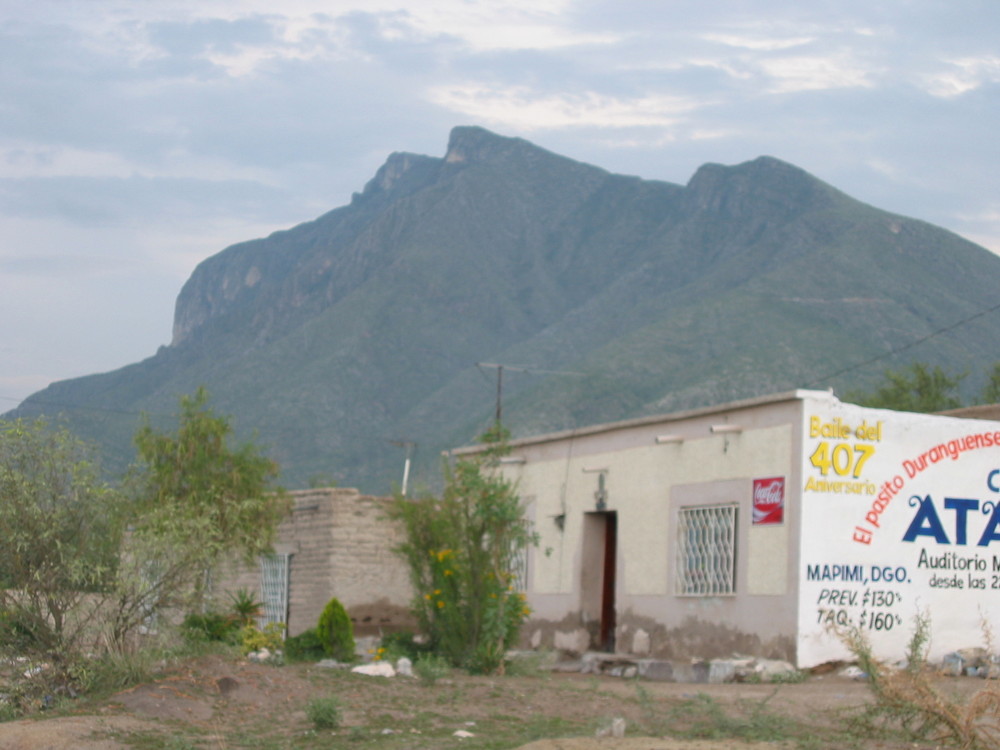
left=842, top=611, right=1000, bottom=749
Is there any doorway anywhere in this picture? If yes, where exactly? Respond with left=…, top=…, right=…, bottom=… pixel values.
left=581, top=511, right=617, bottom=652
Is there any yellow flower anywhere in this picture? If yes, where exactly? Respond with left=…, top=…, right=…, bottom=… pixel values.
left=444, top=569, right=453, bottom=576
left=433, top=589, right=441, bottom=595
left=424, top=593, right=432, bottom=600
left=437, top=600, right=444, bottom=608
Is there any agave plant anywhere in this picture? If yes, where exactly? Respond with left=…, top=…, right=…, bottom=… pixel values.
left=228, top=588, right=264, bottom=627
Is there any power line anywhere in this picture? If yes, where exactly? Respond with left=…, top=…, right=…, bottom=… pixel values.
left=802, top=298, right=1000, bottom=389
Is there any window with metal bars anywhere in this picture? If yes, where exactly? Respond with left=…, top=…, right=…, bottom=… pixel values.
left=675, top=504, right=737, bottom=596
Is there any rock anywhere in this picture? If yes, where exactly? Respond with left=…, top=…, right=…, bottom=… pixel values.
left=554, top=629, right=589, bottom=654
left=957, top=647, right=988, bottom=668
left=631, top=629, right=650, bottom=655
left=941, top=652, right=964, bottom=676
left=753, top=658, right=796, bottom=681
left=596, top=718, right=627, bottom=738
left=351, top=661, right=396, bottom=677
left=396, top=657, right=413, bottom=677
left=611, top=717, right=626, bottom=738
left=453, top=729, right=475, bottom=738
left=708, top=660, right=736, bottom=684
left=840, top=665, right=867, bottom=680
left=637, top=659, right=674, bottom=682
left=580, top=653, right=600, bottom=675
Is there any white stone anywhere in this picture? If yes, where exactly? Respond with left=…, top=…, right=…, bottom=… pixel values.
left=453, top=730, right=475, bottom=738
left=611, top=717, right=626, bottom=738
left=554, top=629, right=589, bottom=654
left=840, top=665, right=866, bottom=680
left=631, top=628, right=650, bottom=655
left=351, top=661, right=396, bottom=677
left=753, top=658, right=796, bottom=680
left=396, top=657, right=413, bottom=677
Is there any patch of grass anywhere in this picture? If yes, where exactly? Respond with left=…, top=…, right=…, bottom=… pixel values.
left=636, top=683, right=817, bottom=746
left=108, top=730, right=202, bottom=750
left=504, top=650, right=551, bottom=677
left=413, top=654, right=451, bottom=685
left=306, top=695, right=342, bottom=730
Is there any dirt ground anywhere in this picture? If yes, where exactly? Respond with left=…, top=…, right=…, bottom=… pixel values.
left=0, top=655, right=983, bottom=750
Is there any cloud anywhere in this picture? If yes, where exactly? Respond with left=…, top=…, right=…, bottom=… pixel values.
left=427, top=85, right=704, bottom=130
left=921, top=56, right=1000, bottom=98
left=701, top=32, right=816, bottom=52
left=759, top=53, right=876, bottom=93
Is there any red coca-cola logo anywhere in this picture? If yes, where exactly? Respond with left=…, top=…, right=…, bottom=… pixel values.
left=753, top=477, right=784, bottom=524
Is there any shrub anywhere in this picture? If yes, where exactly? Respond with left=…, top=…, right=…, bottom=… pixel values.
left=284, top=628, right=326, bottom=662
left=413, top=653, right=451, bottom=685
left=379, top=630, right=430, bottom=662
left=181, top=611, right=240, bottom=644
left=227, top=588, right=263, bottom=627
left=841, top=612, right=1000, bottom=749
left=390, top=425, right=536, bottom=673
left=240, top=622, right=284, bottom=656
left=305, top=695, right=342, bottom=729
left=315, top=598, right=355, bottom=661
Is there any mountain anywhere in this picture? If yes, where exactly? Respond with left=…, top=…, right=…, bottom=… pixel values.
left=10, top=126, right=1000, bottom=492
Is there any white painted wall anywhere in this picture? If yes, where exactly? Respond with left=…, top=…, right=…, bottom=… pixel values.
left=798, top=395, right=1000, bottom=666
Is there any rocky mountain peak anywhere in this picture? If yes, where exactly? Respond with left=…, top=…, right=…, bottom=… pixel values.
left=444, top=125, right=530, bottom=164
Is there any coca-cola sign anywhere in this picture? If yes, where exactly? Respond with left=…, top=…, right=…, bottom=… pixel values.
left=752, top=476, right=785, bottom=525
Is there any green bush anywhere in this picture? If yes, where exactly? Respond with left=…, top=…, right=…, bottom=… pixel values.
left=379, top=630, right=430, bottom=661
left=315, top=598, right=354, bottom=661
left=284, top=628, right=326, bottom=662
left=390, top=425, right=536, bottom=673
left=240, top=622, right=284, bottom=656
left=413, top=653, right=451, bottom=685
left=180, top=611, right=240, bottom=644
left=305, top=695, right=342, bottom=729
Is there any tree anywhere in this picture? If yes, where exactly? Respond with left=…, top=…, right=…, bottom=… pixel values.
left=390, top=425, right=536, bottom=674
left=0, top=419, right=124, bottom=671
left=846, top=363, right=965, bottom=413
left=127, top=388, right=288, bottom=612
left=981, top=362, right=1000, bottom=404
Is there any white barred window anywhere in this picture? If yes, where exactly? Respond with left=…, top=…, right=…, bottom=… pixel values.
left=676, top=504, right=737, bottom=596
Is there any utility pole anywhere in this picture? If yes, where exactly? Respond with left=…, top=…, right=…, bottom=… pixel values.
left=475, top=363, right=584, bottom=429
left=389, top=439, right=415, bottom=496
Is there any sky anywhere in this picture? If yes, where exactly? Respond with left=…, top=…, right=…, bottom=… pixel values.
left=2, top=0, right=998, bottom=406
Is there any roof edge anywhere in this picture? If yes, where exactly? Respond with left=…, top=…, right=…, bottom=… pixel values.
left=450, top=388, right=837, bottom=456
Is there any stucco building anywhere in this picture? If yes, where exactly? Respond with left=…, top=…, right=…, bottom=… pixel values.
left=455, top=389, right=1000, bottom=668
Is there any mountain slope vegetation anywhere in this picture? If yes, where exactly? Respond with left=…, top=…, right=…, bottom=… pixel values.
left=11, top=126, right=1000, bottom=492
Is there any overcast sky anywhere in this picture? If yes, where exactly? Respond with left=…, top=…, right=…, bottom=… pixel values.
left=2, top=0, right=998, bottom=406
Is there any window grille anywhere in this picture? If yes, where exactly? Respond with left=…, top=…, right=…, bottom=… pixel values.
left=675, top=504, right=737, bottom=596
left=509, top=544, right=528, bottom=592
left=259, top=553, right=290, bottom=631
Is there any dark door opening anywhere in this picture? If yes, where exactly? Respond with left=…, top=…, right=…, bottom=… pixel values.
left=582, top=511, right=618, bottom=652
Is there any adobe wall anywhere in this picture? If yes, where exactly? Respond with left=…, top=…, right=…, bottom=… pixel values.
left=214, top=487, right=414, bottom=637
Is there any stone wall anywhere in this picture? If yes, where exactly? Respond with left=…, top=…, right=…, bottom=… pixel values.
left=214, top=487, right=414, bottom=637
